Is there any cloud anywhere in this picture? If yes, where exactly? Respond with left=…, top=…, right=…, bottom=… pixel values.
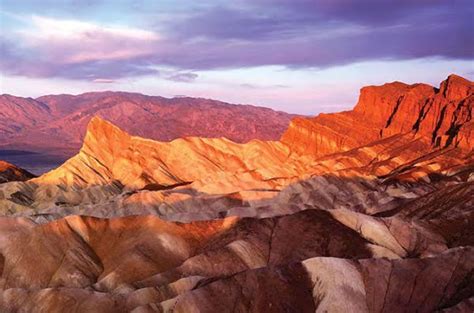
left=165, top=72, right=198, bottom=83
left=24, top=16, right=159, bottom=63
left=240, top=83, right=289, bottom=89
left=92, top=78, right=115, bottom=83
left=170, top=6, right=294, bottom=41
left=0, top=1, right=472, bottom=81
left=0, top=15, right=160, bottom=79
left=157, top=0, right=473, bottom=69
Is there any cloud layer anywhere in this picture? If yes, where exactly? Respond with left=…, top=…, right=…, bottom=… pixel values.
left=1, top=0, right=472, bottom=81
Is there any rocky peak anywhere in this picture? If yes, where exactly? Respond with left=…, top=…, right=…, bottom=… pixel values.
left=282, top=74, right=473, bottom=156
left=439, top=74, right=474, bottom=101
left=80, top=116, right=132, bottom=163
left=353, top=81, right=410, bottom=118
left=353, top=82, right=435, bottom=129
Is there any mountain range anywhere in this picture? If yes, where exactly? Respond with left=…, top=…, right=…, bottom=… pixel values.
left=0, top=74, right=473, bottom=312
left=0, top=92, right=295, bottom=156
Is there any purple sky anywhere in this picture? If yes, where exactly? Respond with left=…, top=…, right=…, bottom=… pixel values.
left=0, top=0, right=473, bottom=114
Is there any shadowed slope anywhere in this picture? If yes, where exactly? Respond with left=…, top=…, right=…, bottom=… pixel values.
left=0, top=211, right=472, bottom=313
left=0, top=161, right=35, bottom=184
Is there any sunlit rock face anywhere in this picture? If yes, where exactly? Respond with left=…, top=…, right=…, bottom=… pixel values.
left=282, top=74, right=474, bottom=155
left=0, top=75, right=473, bottom=312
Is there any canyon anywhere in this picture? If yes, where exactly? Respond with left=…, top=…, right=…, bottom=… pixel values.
left=0, top=74, right=473, bottom=312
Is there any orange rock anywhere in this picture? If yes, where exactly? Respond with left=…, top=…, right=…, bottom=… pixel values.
left=282, top=74, right=474, bottom=155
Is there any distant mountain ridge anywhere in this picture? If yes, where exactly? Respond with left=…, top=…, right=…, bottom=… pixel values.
left=0, top=92, right=296, bottom=155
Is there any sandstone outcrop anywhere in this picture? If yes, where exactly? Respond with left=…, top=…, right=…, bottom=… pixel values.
left=282, top=74, right=473, bottom=155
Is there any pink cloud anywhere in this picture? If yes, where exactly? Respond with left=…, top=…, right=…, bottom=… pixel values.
left=92, top=78, right=115, bottom=83
left=18, top=16, right=160, bottom=64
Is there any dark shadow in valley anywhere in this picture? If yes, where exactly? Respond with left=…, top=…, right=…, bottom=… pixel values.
left=0, top=149, right=68, bottom=175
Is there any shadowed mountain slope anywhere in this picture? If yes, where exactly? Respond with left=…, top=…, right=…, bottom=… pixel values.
left=0, top=161, right=35, bottom=184
left=0, top=210, right=472, bottom=312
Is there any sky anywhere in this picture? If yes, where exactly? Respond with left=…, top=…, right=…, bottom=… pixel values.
left=0, top=0, right=473, bottom=114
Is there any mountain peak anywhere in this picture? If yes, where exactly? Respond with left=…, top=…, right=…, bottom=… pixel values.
left=87, top=116, right=123, bottom=133
left=439, top=74, right=474, bottom=101
left=81, top=116, right=132, bottom=157
left=282, top=74, right=473, bottom=155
